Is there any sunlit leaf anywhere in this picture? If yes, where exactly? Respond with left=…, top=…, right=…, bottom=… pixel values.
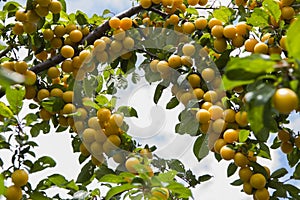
left=6, top=85, right=25, bottom=114
left=287, top=18, right=300, bottom=60
left=105, top=184, right=137, bottom=200
left=213, top=7, right=234, bottom=23
left=0, top=101, right=13, bottom=118
left=262, top=0, right=281, bottom=22
left=167, top=182, right=192, bottom=198
left=247, top=8, right=269, bottom=27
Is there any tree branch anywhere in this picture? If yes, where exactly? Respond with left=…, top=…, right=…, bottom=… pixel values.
left=31, top=5, right=143, bottom=74
left=147, top=7, right=168, bottom=19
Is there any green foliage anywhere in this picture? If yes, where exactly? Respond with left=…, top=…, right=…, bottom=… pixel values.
left=262, top=0, right=281, bottom=22
left=247, top=8, right=269, bottom=27
left=6, top=85, right=25, bottom=114
left=30, top=156, right=56, bottom=173
left=193, top=134, right=209, bottom=161
left=117, top=106, right=138, bottom=117
left=0, top=102, right=13, bottom=118
left=213, top=7, right=234, bottom=23
left=287, top=18, right=300, bottom=60
left=0, top=0, right=299, bottom=199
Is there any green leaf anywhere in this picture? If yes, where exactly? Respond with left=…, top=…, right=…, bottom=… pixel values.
left=198, top=174, right=212, bottom=182
left=48, top=174, right=67, bottom=186
left=258, top=142, right=271, bottom=159
left=245, top=83, right=276, bottom=142
left=230, top=179, right=243, bottom=186
left=58, top=0, right=66, bottom=12
left=262, top=0, right=281, bottom=22
left=0, top=101, right=13, bottom=118
left=287, top=148, right=300, bottom=167
left=29, top=103, right=39, bottom=109
left=283, top=184, right=300, bottom=198
left=29, top=191, right=51, bottom=200
left=167, top=182, right=192, bottom=198
left=0, top=174, right=4, bottom=195
left=186, top=7, right=199, bottom=15
left=131, top=72, right=140, bottom=84
left=213, top=7, right=234, bottom=23
left=24, top=113, right=38, bottom=126
left=166, top=97, right=179, bottom=109
left=6, top=86, right=25, bottom=114
left=157, top=170, right=177, bottom=183
left=273, top=184, right=287, bottom=198
left=100, top=174, right=126, bottom=184
left=223, top=75, right=254, bottom=90
left=154, top=82, right=169, bottom=104
left=270, top=168, right=288, bottom=178
left=225, top=55, right=276, bottom=81
left=76, top=10, right=89, bottom=25
left=193, top=134, right=209, bottom=162
left=30, top=121, right=51, bottom=137
left=96, top=75, right=103, bottom=93
left=48, top=174, right=79, bottom=190
left=294, top=162, right=300, bottom=179
left=84, top=77, right=97, bottom=97
left=95, top=95, right=109, bottom=106
left=249, top=162, right=269, bottom=178
left=117, top=106, right=138, bottom=117
left=41, top=97, right=65, bottom=113
left=83, top=99, right=100, bottom=110
left=177, top=110, right=199, bottom=136
left=167, top=159, right=185, bottom=173
left=287, top=18, right=300, bottom=60
left=239, top=130, right=250, bottom=143
left=3, top=1, right=20, bottom=17
left=247, top=8, right=269, bottom=27
left=227, top=162, right=238, bottom=177
left=76, top=161, right=95, bottom=184
left=105, top=184, right=137, bottom=200
left=25, top=0, right=35, bottom=10
left=102, top=9, right=111, bottom=16
left=30, top=156, right=56, bottom=173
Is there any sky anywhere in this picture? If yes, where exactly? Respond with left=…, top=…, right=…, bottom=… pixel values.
left=0, top=0, right=299, bottom=199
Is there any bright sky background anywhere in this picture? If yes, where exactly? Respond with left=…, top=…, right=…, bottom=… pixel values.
left=0, top=0, right=299, bottom=200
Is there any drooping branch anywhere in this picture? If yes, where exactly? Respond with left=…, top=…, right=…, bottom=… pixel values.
left=82, top=5, right=144, bottom=46
left=31, top=5, right=143, bottom=74
left=31, top=54, right=65, bottom=73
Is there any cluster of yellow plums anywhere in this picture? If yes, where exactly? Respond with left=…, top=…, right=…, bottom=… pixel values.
left=140, top=0, right=208, bottom=14
left=13, top=0, right=62, bottom=35
left=277, top=129, right=300, bottom=154
left=79, top=107, right=126, bottom=166
left=4, top=169, right=28, bottom=200
left=235, top=0, right=298, bottom=21
left=144, top=35, right=300, bottom=200
left=2, top=0, right=299, bottom=199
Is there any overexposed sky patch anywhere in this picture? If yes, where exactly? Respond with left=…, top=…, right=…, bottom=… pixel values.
left=66, top=0, right=133, bottom=16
